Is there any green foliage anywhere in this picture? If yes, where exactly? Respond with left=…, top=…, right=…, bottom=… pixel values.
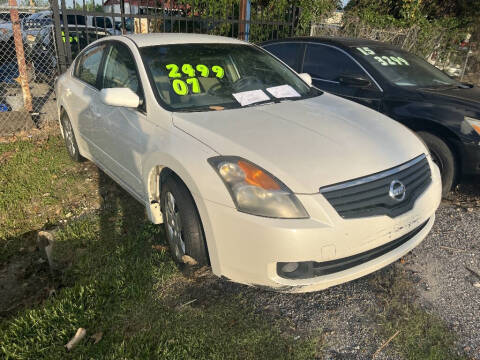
left=297, top=0, right=341, bottom=34
left=343, top=0, right=475, bottom=61
left=345, top=0, right=479, bottom=30
left=74, top=1, right=103, bottom=12
left=175, top=0, right=340, bottom=41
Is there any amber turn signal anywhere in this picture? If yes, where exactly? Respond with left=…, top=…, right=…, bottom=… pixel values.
left=237, top=160, right=281, bottom=190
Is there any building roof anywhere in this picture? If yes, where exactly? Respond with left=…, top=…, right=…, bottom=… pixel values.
left=124, top=33, right=246, bottom=47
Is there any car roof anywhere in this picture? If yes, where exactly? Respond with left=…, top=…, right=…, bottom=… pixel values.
left=124, top=33, right=246, bottom=47
left=262, top=36, right=396, bottom=49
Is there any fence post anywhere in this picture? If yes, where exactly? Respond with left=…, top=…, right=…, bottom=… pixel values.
left=239, top=0, right=246, bottom=40
left=51, top=0, right=67, bottom=73
left=245, top=0, right=250, bottom=41
left=120, top=0, right=126, bottom=34
left=60, top=0, right=73, bottom=65
left=9, top=0, right=32, bottom=112
left=460, top=46, right=471, bottom=82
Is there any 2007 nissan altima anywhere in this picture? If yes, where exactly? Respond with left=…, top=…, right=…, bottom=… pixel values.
left=55, top=34, right=441, bottom=292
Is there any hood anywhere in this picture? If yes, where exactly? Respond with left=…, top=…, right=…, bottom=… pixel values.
left=173, top=93, right=427, bottom=193
left=419, top=85, right=480, bottom=108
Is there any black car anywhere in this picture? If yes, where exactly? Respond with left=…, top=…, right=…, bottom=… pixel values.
left=261, top=37, right=480, bottom=194
left=23, top=11, right=52, bottom=30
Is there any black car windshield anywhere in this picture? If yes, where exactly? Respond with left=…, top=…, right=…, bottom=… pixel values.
left=353, top=46, right=461, bottom=88
left=141, top=43, right=320, bottom=111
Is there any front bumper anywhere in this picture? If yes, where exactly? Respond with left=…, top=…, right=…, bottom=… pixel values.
left=199, top=161, right=442, bottom=293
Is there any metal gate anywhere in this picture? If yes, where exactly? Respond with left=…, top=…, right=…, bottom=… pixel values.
left=0, top=1, right=300, bottom=135
left=51, top=0, right=301, bottom=71
left=0, top=3, right=58, bottom=134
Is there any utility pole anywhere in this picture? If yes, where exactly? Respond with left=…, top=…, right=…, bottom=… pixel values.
left=120, top=0, right=126, bottom=34
left=238, top=0, right=251, bottom=41
left=9, top=0, right=32, bottom=112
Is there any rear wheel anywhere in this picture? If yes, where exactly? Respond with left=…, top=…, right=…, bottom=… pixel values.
left=161, top=175, right=209, bottom=265
left=417, top=131, right=456, bottom=196
left=61, top=112, right=84, bottom=162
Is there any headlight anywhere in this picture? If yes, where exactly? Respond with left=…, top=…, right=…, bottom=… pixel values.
left=465, top=116, right=480, bottom=135
left=208, top=156, right=309, bottom=219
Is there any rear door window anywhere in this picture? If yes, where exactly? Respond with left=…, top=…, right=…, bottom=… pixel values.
left=303, top=44, right=365, bottom=82
left=263, top=42, right=303, bottom=71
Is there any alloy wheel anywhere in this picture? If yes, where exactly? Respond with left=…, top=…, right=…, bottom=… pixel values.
left=165, top=191, right=185, bottom=260
left=62, top=117, right=76, bottom=157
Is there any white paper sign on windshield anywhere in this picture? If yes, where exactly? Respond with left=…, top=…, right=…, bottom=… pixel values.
left=266, top=85, right=301, bottom=98
left=232, top=90, right=270, bottom=106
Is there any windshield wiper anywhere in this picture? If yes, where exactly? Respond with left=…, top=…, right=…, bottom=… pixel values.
left=179, top=106, right=215, bottom=112
left=241, top=100, right=276, bottom=108
left=419, top=84, right=462, bottom=91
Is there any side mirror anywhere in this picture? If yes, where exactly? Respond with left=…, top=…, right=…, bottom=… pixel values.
left=298, top=73, right=312, bottom=86
left=100, top=88, right=140, bottom=108
left=338, top=74, right=371, bottom=88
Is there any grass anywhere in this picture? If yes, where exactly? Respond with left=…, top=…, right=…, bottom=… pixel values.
left=372, top=266, right=466, bottom=360
left=0, top=133, right=466, bottom=359
left=1, top=211, right=316, bottom=359
left=0, top=135, right=318, bottom=359
left=0, top=135, right=100, bottom=262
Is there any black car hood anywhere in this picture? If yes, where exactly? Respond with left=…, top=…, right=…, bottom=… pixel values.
left=419, top=86, right=480, bottom=106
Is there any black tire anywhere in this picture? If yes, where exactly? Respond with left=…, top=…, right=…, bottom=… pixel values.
left=60, top=111, right=84, bottom=162
left=161, top=175, right=209, bottom=265
left=417, top=131, right=456, bottom=196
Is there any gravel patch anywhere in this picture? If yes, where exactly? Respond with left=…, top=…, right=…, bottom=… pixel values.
left=405, top=183, right=480, bottom=359
left=245, top=276, right=401, bottom=360
left=185, top=183, right=480, bottom=359
left=179, top=267, right=399, bottom=359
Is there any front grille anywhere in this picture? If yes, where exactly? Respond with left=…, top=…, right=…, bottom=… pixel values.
left=320, top=154, right=431, bottom=219
left=277, top=220, right=429, bottom=279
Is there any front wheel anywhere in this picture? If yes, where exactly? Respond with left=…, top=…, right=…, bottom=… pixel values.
left=417, top=131, right=456, bottom=196
left=161, top=176, right=209, bottom=265
left=61, top=112, right=84, bottom=162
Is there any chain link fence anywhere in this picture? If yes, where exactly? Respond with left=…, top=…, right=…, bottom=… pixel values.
left=0, top=6, right=58, bottom=136
left=311, top=20, right=480, bottom=86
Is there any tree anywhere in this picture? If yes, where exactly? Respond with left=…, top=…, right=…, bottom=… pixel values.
left=345, top=0, right=480, bottom=28
left=75, top=0, right=103, bottom=12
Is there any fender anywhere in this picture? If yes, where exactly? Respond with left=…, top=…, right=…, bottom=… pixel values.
left=142, top=145, right=235, bottom=277
left=384, top=95, right=480, bottom=145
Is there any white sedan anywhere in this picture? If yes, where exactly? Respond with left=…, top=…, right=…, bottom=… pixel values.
left=55, top=33, right=442, bottom=292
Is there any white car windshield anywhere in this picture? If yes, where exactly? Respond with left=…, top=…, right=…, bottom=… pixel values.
left=140, top=43, right=320, bottom=111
